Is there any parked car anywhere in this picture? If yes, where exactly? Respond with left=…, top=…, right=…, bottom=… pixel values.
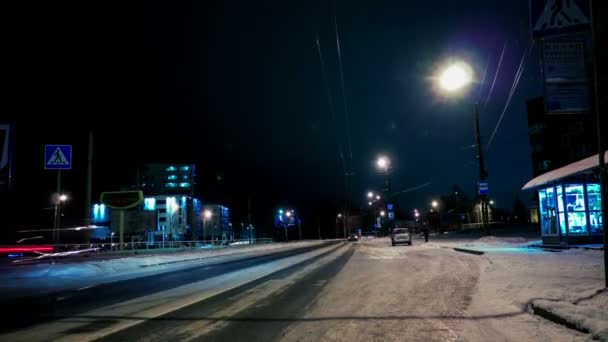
left=347, top=234, right=359, bottom=242
left=391, top=228, right=412, bottom=246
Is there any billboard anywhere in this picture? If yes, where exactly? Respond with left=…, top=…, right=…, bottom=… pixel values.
left=0, top=124, right=13, bottom=192
left=541, top=38, right=590, bottom=113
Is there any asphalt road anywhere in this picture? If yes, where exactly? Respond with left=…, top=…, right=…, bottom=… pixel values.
left=0, top=241, right=338, bottom=333
left=100, top=238, right=480, bottom=342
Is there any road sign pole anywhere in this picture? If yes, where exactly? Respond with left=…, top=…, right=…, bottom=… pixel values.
left=119, top=209, right=125, bottom=251
left=53, top=170, right=62, bottom=243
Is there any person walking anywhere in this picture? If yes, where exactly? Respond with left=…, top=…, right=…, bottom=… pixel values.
left=422, top=225, right=429, bottom=243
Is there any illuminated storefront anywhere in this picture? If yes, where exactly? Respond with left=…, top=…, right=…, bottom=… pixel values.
left=523, top=152, right=605, bottom=246
left=537, top=183, right=603, bottom=245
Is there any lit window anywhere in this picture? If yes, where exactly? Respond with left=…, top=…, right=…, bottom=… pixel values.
left=144, top=198, right=156, bottom=211
left=166, top=183, right=177, bottom=188
left=167, top=175, right=177, bottom=180
left=179, top=182, right=190, bottom=188
left=180, top=166, right=190, bottom=172
left=166, top=166, right=177, bottom=172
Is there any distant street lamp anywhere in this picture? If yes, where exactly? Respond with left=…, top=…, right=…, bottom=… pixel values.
left=380, top=210, right=386, bottom=217
left=368, top=201, right=373, bottom=206
left=376, top=195, right=381, bottom=200
left=203, top=209, right=212, bottom=243
left=59, top=194, right=68, bottom=202
left=489, top=200, right=495, bottom=205
left=431, top=200, right=438, bottom=208
left=376, top=156, right=390, bottom=170
left=367, top=191, right=374, bottom=199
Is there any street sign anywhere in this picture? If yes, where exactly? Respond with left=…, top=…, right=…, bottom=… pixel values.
left=478, top=180, right=489, bottom=195
left=388, top=211, right=395, bottom=220
left=101, top=190, right=144, bottom=209
left=542, top=39, right=590, bottom=113
left=387, top=203, right=394, bottom=210
left=530, top=0, right=591, bottom=38
left=0, top=124, right=12, bottom=192
left=45, top=145, right=72, bottom=170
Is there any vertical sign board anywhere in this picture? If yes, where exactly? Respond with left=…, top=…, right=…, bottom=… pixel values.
left=45, top=145, right=72, bottom=170
left=530, top=0, right=592, bottom=114
left=0, top=124, right=12, bottom=192
left=542, top=39, right=590, bottom=113
left=478, top=180, right=489, bottom=196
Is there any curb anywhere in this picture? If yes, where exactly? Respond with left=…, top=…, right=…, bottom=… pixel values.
left=529, top=302, right=590, bottom=334
left=453, top=247, right=485, bottom=255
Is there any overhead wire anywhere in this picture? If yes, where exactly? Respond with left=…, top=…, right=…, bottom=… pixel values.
left=481, top=41, right=507, bottom=113
left=315, top=35, right=346, bottom=173
left=487, top=40, right=534, bottom=149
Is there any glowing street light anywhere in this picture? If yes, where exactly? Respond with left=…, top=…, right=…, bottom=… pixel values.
left=438, top=61, right=473, bottom=92
left=380, top=210, right=386, bottom=217
left=367, top=191, right=374, bottom=199
left=286, top=211, right=292, bottom=218
left=337, top=213, right=343, bottom=218
left=203, top=210, right=212, bottom=219
left=415, top=212, right=420, bottom=218
left=376, top=156, right=390, bottom=170
left=375, top=195, right=381, bottom=200
left=59, top=194, right=68, bottom=202
left=368, top=201, right=373, bottom=206
left=489, top=200, right=495, bottom=205
left=431, top=200, right=438, bottom=208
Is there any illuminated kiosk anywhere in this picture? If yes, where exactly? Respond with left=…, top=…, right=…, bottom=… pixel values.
left=522, top=152, right=605, bottom=246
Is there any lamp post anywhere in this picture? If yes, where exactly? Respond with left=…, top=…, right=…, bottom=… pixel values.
left=438, top=61, right=490, bottom=235
left=203, top=209, right=212, bottom=245
left=53, top=193, right=68, bottom=243
left=376, top=156, right=392, bottom=235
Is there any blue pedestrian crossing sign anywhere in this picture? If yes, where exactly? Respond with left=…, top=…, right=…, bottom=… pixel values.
left=45, top=145, right=72, bottom=170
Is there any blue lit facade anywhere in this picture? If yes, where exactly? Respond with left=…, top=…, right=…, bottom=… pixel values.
left=140, top=163, right=195, bottom=196
left=92, top=203, right=109, bottom=223
left=537, top=182, right=603, bottom=245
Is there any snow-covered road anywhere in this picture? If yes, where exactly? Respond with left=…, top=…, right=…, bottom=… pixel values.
left=2, top=236, right=604, bottom=341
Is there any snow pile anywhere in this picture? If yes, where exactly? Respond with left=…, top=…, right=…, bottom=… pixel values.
left=532, top=291, right=608, bottom=341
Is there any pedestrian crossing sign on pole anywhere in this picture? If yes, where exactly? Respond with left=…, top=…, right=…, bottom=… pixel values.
left=45, top=145, right=72, bottom=170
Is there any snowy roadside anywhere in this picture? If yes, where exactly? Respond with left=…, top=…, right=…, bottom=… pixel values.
left=0, top=240, right=329, bottom=298
left=452, top=236, right=605, bottom=341
left=531, top=290, right=608, bottom=341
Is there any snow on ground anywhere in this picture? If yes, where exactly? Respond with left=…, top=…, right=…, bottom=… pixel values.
left=429, top=233, right=606, bottom=341
left=532, top=290, right=608, bottom=341
left=0, top=240, right=326, bottom=298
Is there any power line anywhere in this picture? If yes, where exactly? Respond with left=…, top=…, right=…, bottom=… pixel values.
left=315, top=35, right=346, bottom=172
left=487, top=40, right=534, bottom=148
left=482, top=41, right=507, bottom=113
left=334, top=15, right=353, bottom=167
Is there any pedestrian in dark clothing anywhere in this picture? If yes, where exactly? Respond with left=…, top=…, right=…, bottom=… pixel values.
left=423, top=227, right=429, bottom=243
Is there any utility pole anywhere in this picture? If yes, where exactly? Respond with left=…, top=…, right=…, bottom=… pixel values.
left=248, top=196, right=252, bottom=244
left=475, top=103, right=490, bottom=236
left=590, top=0, right=607, bottom=287
left=53, top=171, right=61, bottom=243
left=85, top=131, right=93, bottom=242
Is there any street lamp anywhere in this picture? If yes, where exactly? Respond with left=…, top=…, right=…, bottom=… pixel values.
left=368, top=201, right=373, bottom=206
left=59, top=194, right=68, bottom=202
left=367, top=191, right=373, bottom=199
left=489, top=200, right=495, bottom=205
left=376, top=156, right=390, bottom=170
left=438, top=62, right=473, bottom=92
left=380, top=210, right=386, bottom=217
left=436, top=59, right=490, bottom=235
left=431, top=200, right=438, bottom=208
left=203, top=209, right=212, bottom=244
left=375, top=195, right=381, bottom=200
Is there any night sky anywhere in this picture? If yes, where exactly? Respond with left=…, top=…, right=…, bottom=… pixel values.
left=3, top=1, right=542, bottom=235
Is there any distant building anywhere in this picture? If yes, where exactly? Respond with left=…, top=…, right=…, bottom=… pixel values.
left=202, top=204, right=232, bottom=242
left=139, top=163, right=195, bottom=196
left=527, top=96, right=598, bottom=177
